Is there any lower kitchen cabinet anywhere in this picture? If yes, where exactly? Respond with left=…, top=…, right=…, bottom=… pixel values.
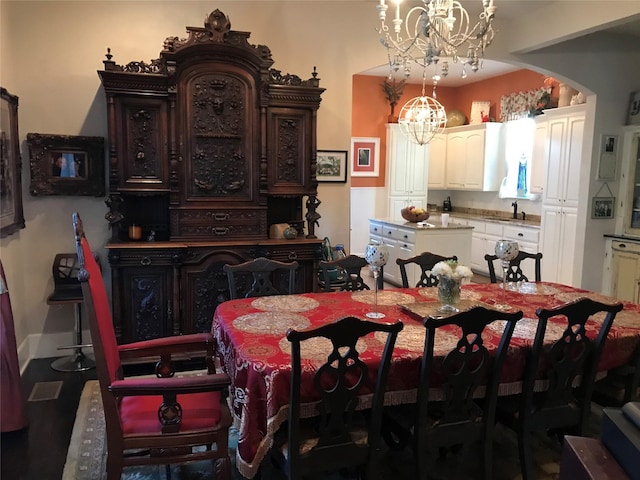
left=610, top=240, right=640, bottom=303
left=107, top=239, right=322, bottom=343
left=540, top=205, right=578, bottom=285
left=369, top=218, right=472, bottom=287
left=456, top=217, right=540, bottom=280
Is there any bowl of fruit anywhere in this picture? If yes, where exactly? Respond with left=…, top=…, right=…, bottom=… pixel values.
left=401, top=206, right=430, bottom=223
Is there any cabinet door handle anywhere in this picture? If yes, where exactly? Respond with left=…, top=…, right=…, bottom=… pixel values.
left=373, top=227, right=379, bottom=233
left=518, top=233, right=524, bottom=237
left=213, top=213, right=229, bottom=221
left=619, top=243, right=627, bottom=248
left=140, top=256, right=152, bottom=266
left=288, top=252, right=298, bottom=260
left=403, top=234, right=409, bottom=239
left=214, top=227, right=230, bottom=235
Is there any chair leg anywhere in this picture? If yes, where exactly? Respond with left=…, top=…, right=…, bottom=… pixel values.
left=215, top=456, right=232, bottom=480
left=106, top=456, right=124, bottom=480
left=165, top=464, right=171, bottom=480
left=518, top=428, right=535, bottom=480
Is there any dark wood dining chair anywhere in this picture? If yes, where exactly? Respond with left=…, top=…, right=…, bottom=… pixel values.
left=271, top=316, right=403, bottom=479
left=594, top=342, right=640, bottom=406
left=484, top=250, right=543, bottom=283
left=71, top=212, right=233, bottom=480
left=396, top=252, right=458, bottom=288
left=496, top=297, right=623, bottom=480
left=382, top=306, right=523, bottom=480
left=224, top=256, right=298, bottom=299
left=318, top=254, right=371, bottom=292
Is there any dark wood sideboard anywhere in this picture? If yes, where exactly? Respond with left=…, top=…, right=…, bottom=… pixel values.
left=98, top=9, right=324, bottom=343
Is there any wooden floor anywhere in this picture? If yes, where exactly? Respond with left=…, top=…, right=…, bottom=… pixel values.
left=1, top=357, right=98, bottom=480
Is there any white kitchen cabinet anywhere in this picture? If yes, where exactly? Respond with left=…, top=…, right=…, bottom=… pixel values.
left=620, top=127, right=640, bottom=235
left=369, top=218, right=472, bottom=287
left=539, top=105, right=586, bottom=286
left=610, top=240, right=640, bottom=303
left=427, top=133, right=447, bottom=189
left=529, top=119, right=548, bottom=195
left=386, top=124, right=429, bottom=221
left=445, top=123, right=504, bottom=191
left=456, top=217, right=540, bottom=279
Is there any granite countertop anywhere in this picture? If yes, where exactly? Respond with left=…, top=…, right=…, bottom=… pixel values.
left=445, top=211, right=541, bottom=228
left=370, top=218, right=472, bottom=230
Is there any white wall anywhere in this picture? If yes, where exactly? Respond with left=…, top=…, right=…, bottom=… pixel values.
left=1, top=1, right=639, bottom=366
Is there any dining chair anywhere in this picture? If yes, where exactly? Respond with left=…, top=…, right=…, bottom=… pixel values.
left=382, top=306, right=523, bottom=480
left=496, top=297, right=623, bottom=480
left=594, top=342, right=640, bottom=406
left=71, top=212, right=233, bottom=480
left=271, top=315, right=403, bottom=479
left=396, top=252, right=458, bottom=288
left=484, top=250, right=543, bottom=283
left=318, top=254, right=371, bottom=292
left=224, top=256, right=298, bottom=299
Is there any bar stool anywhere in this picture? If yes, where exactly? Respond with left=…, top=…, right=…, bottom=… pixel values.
left=47, top=253, right=95, bottom=372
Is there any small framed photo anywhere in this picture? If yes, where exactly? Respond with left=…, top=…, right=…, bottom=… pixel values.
left=350, top=137, right=380, bottom=177
left=627, top=90, right=640, bottom=125
left=591, top=196, right=615, bottom=219
left=597, top=134, right=618, bottom=180
left=27, top=133, right=105, bottom=196
left=316, top=150, right=347, bottom=183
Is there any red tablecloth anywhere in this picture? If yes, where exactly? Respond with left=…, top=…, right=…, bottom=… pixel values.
left=212, top=282, right=640, bottom=478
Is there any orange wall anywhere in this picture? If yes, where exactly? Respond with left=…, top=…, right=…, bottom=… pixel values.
left=351, top=70, right=559, bottom=188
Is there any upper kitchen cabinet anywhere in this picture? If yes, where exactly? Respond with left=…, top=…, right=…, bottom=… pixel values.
left=540, top=105, right=586, bottom=208
left=445, top=123, right=504, bottom=191
left=529, top=118, right=548, bottom=195
left=386, top=123, right=429, bottom=221
left=427, top=133, right=447, bottom=189
left=620, top=126, right=640, bottom=235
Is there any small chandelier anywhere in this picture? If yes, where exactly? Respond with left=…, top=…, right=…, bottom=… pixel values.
left=398, top=75, right=447, bottom=145
left=376, top=0, right=497, bottom=79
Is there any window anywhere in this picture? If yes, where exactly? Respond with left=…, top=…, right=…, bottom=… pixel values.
left=499, top=118, right=536, bottom=199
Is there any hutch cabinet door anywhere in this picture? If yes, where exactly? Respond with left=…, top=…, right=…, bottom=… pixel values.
left=119, top=266, right=174, bottom=343
left=116, top=97, right=169, bottom=189
left=267, top=107, right=313, bottom=194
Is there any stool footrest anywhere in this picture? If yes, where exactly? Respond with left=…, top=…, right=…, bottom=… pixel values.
left=56, top=343, right=93, bottom=351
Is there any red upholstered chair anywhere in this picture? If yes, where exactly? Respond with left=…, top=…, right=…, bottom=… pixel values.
left=72, top=212, right=232, bottom=480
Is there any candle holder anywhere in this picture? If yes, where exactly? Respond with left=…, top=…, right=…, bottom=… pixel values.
left=364, top=242, right=389, bottom=319
left=494, top=239, right=519, bottom=311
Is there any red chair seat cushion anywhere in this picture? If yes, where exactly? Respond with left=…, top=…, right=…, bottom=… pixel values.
left=120, top=391, right=223, bottom=435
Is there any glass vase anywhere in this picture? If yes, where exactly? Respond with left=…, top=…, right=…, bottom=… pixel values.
left=438, top=276, right=461, bottom=313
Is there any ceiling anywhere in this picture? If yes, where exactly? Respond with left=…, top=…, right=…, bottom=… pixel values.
left=360, top=1, right=640, bottom=87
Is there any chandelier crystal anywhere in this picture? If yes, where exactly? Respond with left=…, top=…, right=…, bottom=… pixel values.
left=376, top=0, right=497, bottom=79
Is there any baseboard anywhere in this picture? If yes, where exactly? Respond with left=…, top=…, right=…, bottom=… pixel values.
left=17, top=330, right=94, bottom=373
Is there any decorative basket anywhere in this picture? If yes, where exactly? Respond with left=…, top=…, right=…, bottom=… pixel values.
left=401, top=208, right=430, bottom=223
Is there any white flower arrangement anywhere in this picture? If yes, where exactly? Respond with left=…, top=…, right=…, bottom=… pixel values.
left=431, top=259, right=473, bottom=280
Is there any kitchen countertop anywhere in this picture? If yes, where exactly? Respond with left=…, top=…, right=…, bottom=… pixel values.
left=370, top=217, right=472, bottom=230
left=445, top=212, right=541, bottom=228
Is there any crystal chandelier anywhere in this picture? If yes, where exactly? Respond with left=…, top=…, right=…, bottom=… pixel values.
left=376, top=0, right=497, bottom=79
left=397, top=75, right=447, bottom=145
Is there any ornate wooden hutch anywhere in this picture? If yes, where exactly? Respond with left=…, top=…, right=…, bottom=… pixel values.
left=98, top=9, right=324, bottom=343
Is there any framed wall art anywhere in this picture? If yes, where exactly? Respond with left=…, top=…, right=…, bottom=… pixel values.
left=0, top=87, right=25, bottom=238
left=317, top=150, right=347, bottom=183
left=591, top=196, right=615, bottom=219
left=596, top=134, right=618, bottom=180
left=350, top=137, right=380, bottom=177
left=627, top=90, right=640, bottom=125
left=27, top=133, right=105, bottom=196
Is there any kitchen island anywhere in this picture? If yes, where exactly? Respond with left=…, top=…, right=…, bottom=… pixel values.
left=369, top=217, right=473, bottom=287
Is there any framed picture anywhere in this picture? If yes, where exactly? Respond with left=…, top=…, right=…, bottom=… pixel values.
left=27, top=133, right=105, bottom=196
left=0, top=87, right=25, bottom=238
left=350, top=137, right=380, bottom=177
left=591, top=196, right=615, bottom=219
left=597, top=134, right=618, bottom=180
left=627, top=90, right=640, bottom=125
left=316, top=150, right=347, bottom=183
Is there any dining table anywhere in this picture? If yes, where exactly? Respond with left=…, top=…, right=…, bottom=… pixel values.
left=211, top=281, right=640, bottom=479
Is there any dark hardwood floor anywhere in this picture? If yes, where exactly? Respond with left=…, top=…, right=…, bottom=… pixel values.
left=1, top=357, right=98, bottom=480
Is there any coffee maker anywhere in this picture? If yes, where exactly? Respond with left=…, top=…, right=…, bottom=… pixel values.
left=443, top=196, right=452, bottom=212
